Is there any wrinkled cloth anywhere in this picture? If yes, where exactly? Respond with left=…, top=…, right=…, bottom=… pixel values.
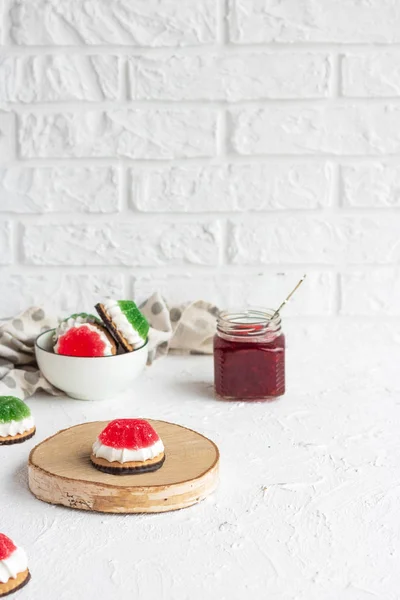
left=0, top=293, right=219, bottom=400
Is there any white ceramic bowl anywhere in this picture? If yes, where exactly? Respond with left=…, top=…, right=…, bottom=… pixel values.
left=35, top=330, right=148, bottom=401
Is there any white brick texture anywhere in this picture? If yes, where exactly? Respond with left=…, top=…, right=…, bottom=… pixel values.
left=229, top=106, right=400, bottom=156
left=23, top=222, right=222, bottom=266
left=0, top=167, right=119, bottom=212
left=0, top=221, right=12, bottom=264
left=1, top=273, right=125, bottom=316
left=0, top=56, right=119, bottom=102
left=342, top=53, right=400, bottom=98
left=341, top=164, right=400, bottom=208
left=128, top=53, right=331, bottom=101
left=0, top=3, right=3, bottom=45
left=0, top=1, right=398, bottom=318
left=10, top=0, right=216, bottom=46
left=0, top=113, right=15, bottom=162
left=19, top=111, right=217, bottom=159
left=228, top=217, right=400, bottom=265
left=131, top=163, right=332, bottom=211
left=134, top=272, right=334, bottom=316
left=340, top=270, right=400, bottom=316
left=228, top=0, right=400, bottom=44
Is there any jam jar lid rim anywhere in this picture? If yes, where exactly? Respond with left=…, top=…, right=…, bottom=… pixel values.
left=218, top=308, right=281, bottom=324
left=217, top=308, right=282, bottom=336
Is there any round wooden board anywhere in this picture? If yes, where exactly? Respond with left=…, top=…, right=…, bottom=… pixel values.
left=28, top=420, right=219, bottom=514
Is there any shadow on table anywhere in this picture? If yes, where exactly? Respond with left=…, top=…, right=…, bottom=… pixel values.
left=171, top=379, right=215, bottom=401
left=13, top=460, right=31, bottom=497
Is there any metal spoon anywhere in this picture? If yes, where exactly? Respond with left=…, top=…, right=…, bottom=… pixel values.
left=269, top=274, right=307, bottom=321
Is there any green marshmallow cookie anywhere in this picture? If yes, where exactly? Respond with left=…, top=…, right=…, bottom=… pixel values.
left=95, top=300, right=149, bottom=352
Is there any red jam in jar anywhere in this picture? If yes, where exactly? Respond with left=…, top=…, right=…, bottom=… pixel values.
left=214, top=309, right=285, bottom=401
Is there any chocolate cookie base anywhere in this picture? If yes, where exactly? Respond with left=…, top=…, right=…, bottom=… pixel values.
left=0, top=570, right=31, bottom=597
left=95, top=303, right=135, bottom=353
left=0, top=427, right=36, bottom=446
left=90, top=453, right=166, bottom=475
left=91, top=322, right=117, bottom=355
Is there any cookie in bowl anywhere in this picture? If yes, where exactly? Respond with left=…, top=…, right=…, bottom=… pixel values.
left=54, top=313, right=117, bottom=357
left=95, top=301, right=149, bottom=352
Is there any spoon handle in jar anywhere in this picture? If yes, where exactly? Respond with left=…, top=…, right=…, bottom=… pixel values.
left=271, top=274, right=307, bottom=319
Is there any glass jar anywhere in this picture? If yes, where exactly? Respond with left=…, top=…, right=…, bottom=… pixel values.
left=213, top=309, right=285, bottom=401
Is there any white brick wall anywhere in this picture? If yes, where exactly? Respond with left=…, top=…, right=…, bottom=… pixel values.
left=0, top=0, right=399, bottom=318
left=228, top=0, right=400, bottom=44
left=23, top=221, right=222, bottom=266
left=9, top=0, right=217, bottom=46
left=128, top=53, right=331, bottom=100
left=0, top=167, right=119, bottom=212
left=19, top=111, right=217, bottom=158
left=131, top=163, right=333, bottom=211
left=0, top=56, right=120, bottom=102
left=229, top=106, right=400, bottom=155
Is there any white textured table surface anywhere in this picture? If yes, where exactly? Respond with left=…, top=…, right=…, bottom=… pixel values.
left=1, top=321, right=400, bottom=600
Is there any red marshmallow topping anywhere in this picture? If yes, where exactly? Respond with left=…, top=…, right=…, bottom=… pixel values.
left=99, top=419, right=160, bottom=450
left=57, top=327, right=108, bottom=358
left=0, top=534, right=16, bottom=561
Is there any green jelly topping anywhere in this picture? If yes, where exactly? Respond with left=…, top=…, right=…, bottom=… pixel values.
left=117, top=301, right=150, bottom=341
left=0, top=396, right=31, bottom=423
left=64, top=313, right=101, bottom=324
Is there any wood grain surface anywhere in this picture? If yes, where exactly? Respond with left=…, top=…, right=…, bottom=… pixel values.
left=28, top=420, right=219, bottom=513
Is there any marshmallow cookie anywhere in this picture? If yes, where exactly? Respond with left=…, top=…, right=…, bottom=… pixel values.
left=0, top=397, right=35, bottom=446
left=0, top=534, right=30, bottom=597
left=95, top=301, right=149, bottom=352
left=91, top=419, right=165, bottom=475
left=54, top=313, right=117, bottom=357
